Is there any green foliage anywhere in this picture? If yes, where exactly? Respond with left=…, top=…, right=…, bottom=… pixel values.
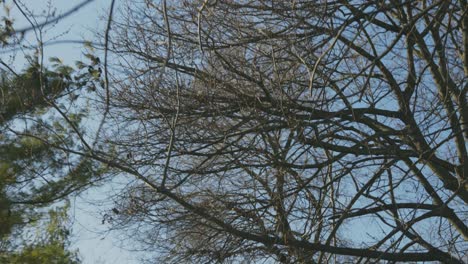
left=0, top=57, right=110, bottom=263
left=0, top=63, right=69, bottom=123
left=0, top=137, right=46, bottom=240
left=0, top=57, right=99, bottom=263
left=0, top=205, right=81, bottom=264
left=0, top=2, right=104, bottom=263
left=0, top=192, right=22, bottom=240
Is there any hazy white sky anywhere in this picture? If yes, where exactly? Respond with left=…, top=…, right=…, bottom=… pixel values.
left=5, top=1, right=141, bottom=263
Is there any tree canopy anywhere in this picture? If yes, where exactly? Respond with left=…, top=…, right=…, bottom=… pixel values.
left=94, top=1, right=467, bottom=263
left=2, top=0, right=468, bottom=263
left=0, top=205, right=80, bottom=264
left=0, top=1, right=100, bottom=262
left=0, top=62, right=86, bottom=263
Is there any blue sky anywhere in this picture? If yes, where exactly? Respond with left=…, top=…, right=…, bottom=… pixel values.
left=7, top=1, right=100, bottom=67
left=4, top=0, right=141, bottom=263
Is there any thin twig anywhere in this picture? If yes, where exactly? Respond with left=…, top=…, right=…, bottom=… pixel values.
left=93, top=0, right=116, bottom=148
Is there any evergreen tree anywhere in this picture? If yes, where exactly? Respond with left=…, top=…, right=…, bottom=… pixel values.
left=0, top=1, right=103, bottom=262
left=0, top=59, right=97, bottom=263
left=0, top=205, right=80, bottom=264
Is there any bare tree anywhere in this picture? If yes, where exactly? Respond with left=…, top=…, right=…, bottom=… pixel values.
left=36, top=0, right=468, bottom=263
